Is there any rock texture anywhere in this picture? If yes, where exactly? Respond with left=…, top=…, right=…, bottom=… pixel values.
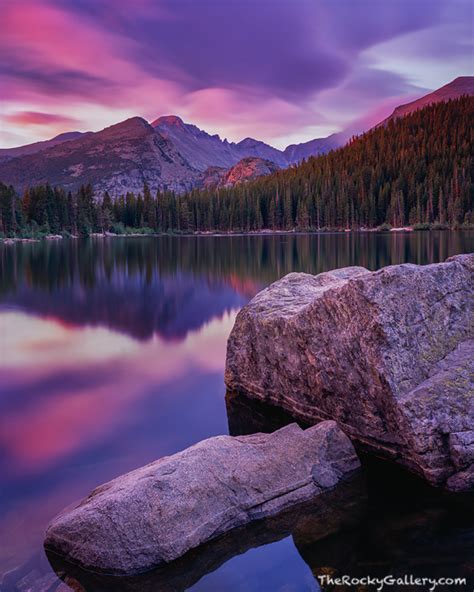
left=47, top=478, right=365, bottom=592
left=200, top=157, right=280, bottom=188
left=220, top=157, right=280, bottom=187
left=44, top=421, right=360, bottom=575
left=225, top=254, right=474, bottom=491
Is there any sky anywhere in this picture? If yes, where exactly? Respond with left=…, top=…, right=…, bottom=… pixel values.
left=1, top=0, right=472, bottom=149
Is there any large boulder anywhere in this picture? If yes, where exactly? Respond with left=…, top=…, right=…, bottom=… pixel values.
left=225, top=254, right=474, bottom=491
left=44, top=421, right=360, bottom=576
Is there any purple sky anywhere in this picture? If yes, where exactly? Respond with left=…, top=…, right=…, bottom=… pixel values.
left=1, top=0, right=472, bottom=148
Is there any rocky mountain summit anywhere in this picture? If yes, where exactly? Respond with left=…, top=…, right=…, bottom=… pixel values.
left=153, top=115, right=288, bottom=170
left=0, top=117, right=201, bottom=195
left=226, top=254, right=474, bottom=492
left=153, top=115, right=244, bottom=171
left=235, top=137, right=288, bottom=167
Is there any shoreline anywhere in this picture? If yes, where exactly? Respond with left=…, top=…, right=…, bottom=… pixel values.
left=1, top=226, right=471, bottom=244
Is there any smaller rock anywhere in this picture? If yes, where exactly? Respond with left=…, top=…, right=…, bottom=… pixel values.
left=45, top=421, right=360, bottom=576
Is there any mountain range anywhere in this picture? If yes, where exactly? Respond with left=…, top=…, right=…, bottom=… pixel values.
left=0, top=77, right=472, bottom=196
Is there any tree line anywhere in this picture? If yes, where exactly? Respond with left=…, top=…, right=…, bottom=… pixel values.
left=0, top=96, right=472, bottom=237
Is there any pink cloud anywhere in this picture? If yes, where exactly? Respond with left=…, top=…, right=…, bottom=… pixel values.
left=0, top=0, right=469, bottom=149
left=181, top=87, right=319, bottom=147
left=1, top=0, right=178, bottom=105
left=3, top=1, right=120, bottom=74
left=0, top=0, right=181, bottom=145
left=4, top=111, right=80, bottom=126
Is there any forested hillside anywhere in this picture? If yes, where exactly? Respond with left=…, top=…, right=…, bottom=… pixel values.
left=0, top=97, right=472, bottom=237
left=180, top=96, right=472, bottom=231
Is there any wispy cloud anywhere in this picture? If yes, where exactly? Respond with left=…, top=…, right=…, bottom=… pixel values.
left=1, top=0, right=472, bottom=148
left=4, top=111, right=80, bottom=126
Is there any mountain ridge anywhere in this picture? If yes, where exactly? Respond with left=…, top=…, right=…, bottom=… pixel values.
left=152, top=115, right=288, bottom=170
left=379, top=76, right=474, bottom=125
left=0, top=131, right=88, bottom=164
left=283, top=132, right=347, bottom=164
left=1, top=76, right=472, bottom=196
left=0, top=117, right=202, bottom=195
left=0, top=96, right=471, bottom=236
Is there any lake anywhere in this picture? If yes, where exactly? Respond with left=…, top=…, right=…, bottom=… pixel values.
left=1, top=231, right=473, bottom=591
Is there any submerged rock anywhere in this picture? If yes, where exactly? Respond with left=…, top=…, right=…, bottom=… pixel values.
left=225, top=254, right=474, bottom=491
left=44, top=421, right=359, bottom=576
left=47, top=477, right=365, bottom=592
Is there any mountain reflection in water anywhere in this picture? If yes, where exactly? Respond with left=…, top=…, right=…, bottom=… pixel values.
left=0, top=231, right=473, bottom=591
left=1, top=232, right=471, bottom=341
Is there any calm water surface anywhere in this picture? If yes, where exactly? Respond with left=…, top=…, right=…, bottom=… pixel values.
left=0, top=232, right=473, bottom=591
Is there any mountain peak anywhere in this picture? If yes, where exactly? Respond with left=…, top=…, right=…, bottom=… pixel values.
left=380, top=75, right=474, bottom=126
left=51, top=131, right=84, bottom=142
left=152, top=115, right=185, bottom=128
left=99, top=116, right=152, bottom=140
left=446, top=76, right=474, bottom=87
left=429, top=76, right=474, bottom=97
left=118, top=116, right=150, bottom=128
left=237, top=137, right=259, bottom=147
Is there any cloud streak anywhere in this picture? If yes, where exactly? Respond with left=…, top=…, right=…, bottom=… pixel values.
left=0, top=0, right=472, bottom=148
left=4, top=111, right=80, bottom=126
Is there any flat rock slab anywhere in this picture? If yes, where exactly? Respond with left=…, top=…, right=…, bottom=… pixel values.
left=44, top=421, right=359, bottom=576
left=46, top=478, right=365, bottom=592
left=225, top=254, right=474, bottom=491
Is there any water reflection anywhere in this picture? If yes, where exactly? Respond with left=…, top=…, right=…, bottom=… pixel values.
left=1, top=232, right=471, bottom=341
left=0, top=232, right=473, bottom=591
left=0, top=311, right=233, bottom=583
left=225, top=392, right=474, bottom=584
